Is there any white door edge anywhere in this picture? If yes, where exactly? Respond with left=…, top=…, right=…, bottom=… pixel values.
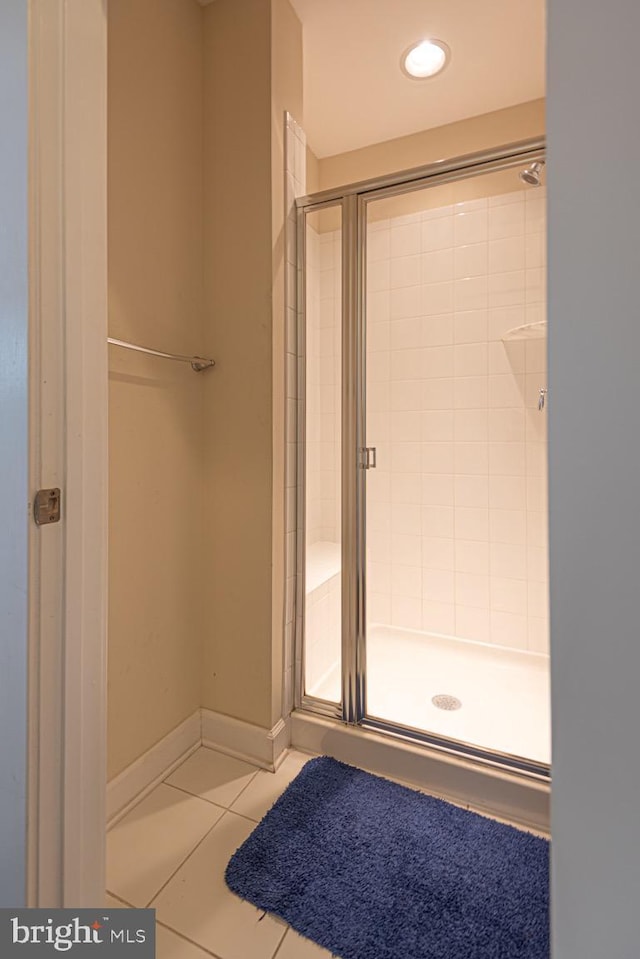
left=28, top=0, right=108, bottom=907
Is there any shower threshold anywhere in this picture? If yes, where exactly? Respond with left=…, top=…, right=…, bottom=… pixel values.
left=290, top=708, right=550, bottom=835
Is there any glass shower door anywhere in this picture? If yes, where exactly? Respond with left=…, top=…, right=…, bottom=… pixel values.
left=362, top=164, right=550, bottom=770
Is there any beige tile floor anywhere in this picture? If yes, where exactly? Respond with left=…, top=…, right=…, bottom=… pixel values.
left=106, top=747, right=333, bottom=958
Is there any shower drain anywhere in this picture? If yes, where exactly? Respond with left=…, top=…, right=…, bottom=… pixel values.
left=432, top=694, right=462, bottom=711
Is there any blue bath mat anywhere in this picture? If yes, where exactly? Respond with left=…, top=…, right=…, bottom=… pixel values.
left=226, top=756, right=549, bottom=959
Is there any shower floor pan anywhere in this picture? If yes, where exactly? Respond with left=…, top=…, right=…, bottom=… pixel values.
left=311, top=625, right=550, bottom=767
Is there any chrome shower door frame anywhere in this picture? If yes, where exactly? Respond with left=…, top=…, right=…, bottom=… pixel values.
left=295, top=138, right=550, bottom=781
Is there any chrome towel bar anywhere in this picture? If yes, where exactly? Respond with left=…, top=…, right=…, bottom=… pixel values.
left=108, top=337, right=215, bottom=373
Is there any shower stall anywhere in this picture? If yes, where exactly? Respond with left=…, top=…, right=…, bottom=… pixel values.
left=296, top=139, right=549, bottom=779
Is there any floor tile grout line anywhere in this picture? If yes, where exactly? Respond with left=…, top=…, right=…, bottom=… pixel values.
left=146, top=808, right=240, bottom=910
left=156, top=778, right=263, bottom=826
left=225, top=764, right=264, bottom=809
left=155, top=919, right=225, bottom=959
left=161, top=746, right=262, bottom=810
left=106, top=890, right=136, bottom=908
left=161, top=780, right=235, bottom=812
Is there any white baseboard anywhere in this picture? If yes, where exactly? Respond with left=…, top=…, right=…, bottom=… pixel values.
left=106, top=711, right=201, bottom=827
left=291, top=710, right=550, bottom=835
left=201, top=709, right=291, bottom=772
left=106, top=709, right=292, bottom=829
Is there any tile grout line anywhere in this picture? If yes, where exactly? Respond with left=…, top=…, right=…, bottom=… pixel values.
left=105, top=890, right=136, bottom=908
left=161, top=780, right=237, bottom=811
left=145, top=809, right=234, bottom=910
left=223, top=763, right=264, bottom=809
left=162, top=748, right=261, bottom=810
left=155, top=919, right=225, bottom=959
left=161, top=781, right=262, bottom=826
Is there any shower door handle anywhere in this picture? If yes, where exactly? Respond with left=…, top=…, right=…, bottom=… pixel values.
left=360, top=447, right=377, bottom=469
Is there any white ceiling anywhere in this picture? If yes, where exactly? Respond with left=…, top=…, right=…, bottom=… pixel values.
left=289, top=0, right=545, bottom=158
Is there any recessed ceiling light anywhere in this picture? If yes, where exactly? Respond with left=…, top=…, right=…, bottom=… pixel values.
left=401, top=39, right=450, bottom=80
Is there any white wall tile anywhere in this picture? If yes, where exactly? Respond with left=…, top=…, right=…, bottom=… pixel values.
left=489, top=509, right=527, bottom=545
left=423, top=568, right=455, bottom=604
left=489, top=475, right=527, bottom=510
left=489, top=442, right=526, bottom=475
left=454, top=343, right=488, bottom=377
left=390, top=380, right=422, bottom=411
left=488, top=202, right=525, bottom=240
left=422, top=505, right=455, bottom=538
left=421, top=474, right=455, bottom=507
left=488, top=271, right=527, bottom=308
left=391, top=564, right=422, bottom=598
left=422, top=282, right=454, bottom=316
left=390, top=255, right=421, bottom=289
left=489, top=373, right=525, bottom=409
left=368, top=321, right=391, bottom=353
left=390, top=410, right=422, bottom=442
left=488, top=236, right=526, bottom=274
left=422, top=600, right=455, bottom=635
left=491, top=610, right=527, bottom=649
left=453, top=409, right=488, bottom=442
left=368, top=229, right=390, bottom=262
left=454, top=276, right=488, bottom=312
left=422, top=536, right=455, bottom=570
left=490, top=542, right=527, bottom=580
left=390, top=285, right=421, bottom=319
left=368, top=260, right=390, bottom=292
left=421, top=442, right=454, bottom=474
left=455, top=539, right=489, bottom=574
left=391, top=472, right=421, bottom=505
left=453, top=210, right=488, bottom=246
left=422, top=378, right=454, bottom=410
left=421, top=249, right=454, bottom=284
left=423, top=313, right=454, bottom=346
left=390, top=317, right=421, bottom=351
left=422, top=216, right=454, bottom=252
left=527, top=616, right=550, bottom=654
left=454, top=443, right=489, bottom=474
left=421, top=410, right=454, bottom=442
left=489, top=408, right=526, bottom=442
left=491, top=577, right=527, bottom=615
left=391, top=595, right=422, bottom=630
left=454, top=474, right=489, bottom=508
left=456, top=605, right=491, bottom=643
left=391, top=221, right=421, bottom=257
left=455, top=571, right=490, bottom=608
left=454, top=376, right=488, bottom=410
left=454, top=243, right=488, bottom=279
left=455, top=507, right=489, bottom=542
left=454, top=310, right=487, bottom=344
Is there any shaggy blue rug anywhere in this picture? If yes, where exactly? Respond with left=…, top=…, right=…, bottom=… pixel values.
left=225, top=756, right=549, bottom=959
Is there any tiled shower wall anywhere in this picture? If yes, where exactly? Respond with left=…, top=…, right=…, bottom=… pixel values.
left=305, top=227, right=341, bottom=547
left=303, top=223, right=342, bottom=697
left=365, top=188, right=549, bottom=654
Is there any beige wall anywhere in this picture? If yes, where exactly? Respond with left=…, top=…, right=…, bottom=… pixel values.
left=271, top=0, right=304, bottom=724
left=317, top=99, right=545, bottom=192
left=201, top=0, right=302, bottom=728
left=107, top=0, right=205, bottom=779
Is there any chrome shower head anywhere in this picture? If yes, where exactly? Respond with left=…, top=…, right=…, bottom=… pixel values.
left=519, top=160, right=545, bottom=187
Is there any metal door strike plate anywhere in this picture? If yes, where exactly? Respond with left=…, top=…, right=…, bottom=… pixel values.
left=34, top=488, right=61, bottom=526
